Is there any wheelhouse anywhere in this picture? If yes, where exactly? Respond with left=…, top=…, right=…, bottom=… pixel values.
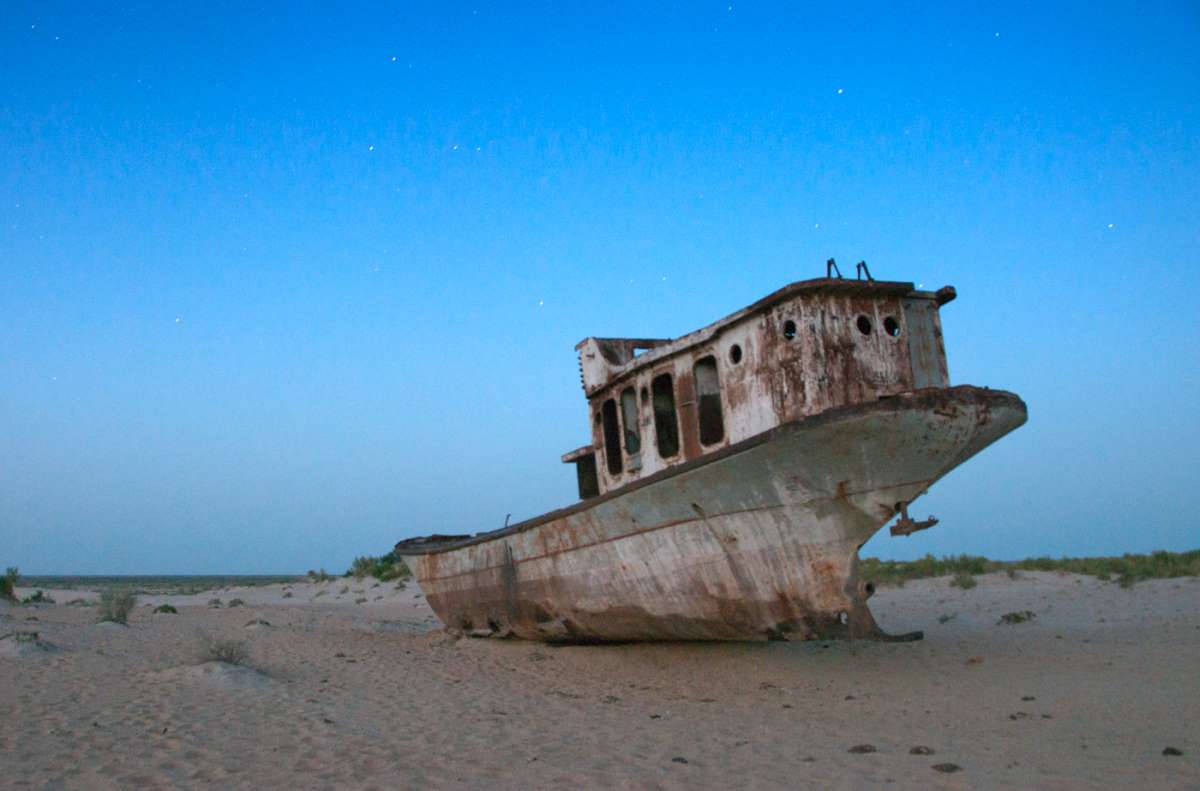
left=561, top=277, right=956, bottom=498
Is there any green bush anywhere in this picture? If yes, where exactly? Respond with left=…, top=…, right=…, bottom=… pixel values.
left=1, top=567, right=18, bottom=602
left=306, top=569, right=333, bottom=582
left=949, top=571, right=978, bottom=590
left=153, top=604, right=178, bottom=614
left=347, top=552, right=410, bottom=582
left=97, top=590, right=137, bottom=624
left=22, top=590, right=54, bottom=604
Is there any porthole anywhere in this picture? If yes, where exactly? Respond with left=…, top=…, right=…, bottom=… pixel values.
left=783, top=320, right=797, bottom=340
left=856, top=315, right=872, bottom=335
left=729, top=344, right=743, bottom=364
left=883, top=316, right=901, bottom=337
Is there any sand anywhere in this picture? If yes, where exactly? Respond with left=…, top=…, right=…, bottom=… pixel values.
left=2, top=571, right=1197, bottom=790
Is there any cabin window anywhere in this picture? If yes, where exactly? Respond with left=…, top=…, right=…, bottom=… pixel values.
left=883, top=316, right=901, bottom=337
left=601, top=398, right=623, bottom=475
left=694, top=355, right=725, bottom=446
left=783, top=320, right=797, bottom=340
left=651, top=373, right=680, bottom=459
left=620, top=387, right=641, bottom=454
left=729, top=344, right=743, bottom=364
left=856, top=315, right=872, bottom=335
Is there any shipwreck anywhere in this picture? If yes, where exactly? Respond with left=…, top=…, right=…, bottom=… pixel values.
left=397, top=263, right=1027, bottom=642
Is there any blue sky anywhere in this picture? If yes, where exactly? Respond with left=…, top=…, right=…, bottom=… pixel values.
left=2, top=2, right=1197, bottom=573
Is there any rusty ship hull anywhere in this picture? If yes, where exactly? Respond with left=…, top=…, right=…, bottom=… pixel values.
left=399, top=385, right=1026, bottom=642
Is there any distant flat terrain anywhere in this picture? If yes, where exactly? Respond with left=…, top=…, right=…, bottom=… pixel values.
left=2, top=571, right=1197, bottom=789
left=18, top=575, right=302, bottom=596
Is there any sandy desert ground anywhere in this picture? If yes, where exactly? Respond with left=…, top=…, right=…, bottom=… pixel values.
left=2, top=571, right=1197, bottom=790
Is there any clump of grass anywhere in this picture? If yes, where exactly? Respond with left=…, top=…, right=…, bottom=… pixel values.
left=949, top=571, right=978, bottom=590
left=861, top=550, right=1200, bottom=588
left=22, top=590, right=54, bottom=604
left=282, top=591, right=294, bottom=598
left=198, top=635, right=249, bottom=665
left=860, top=554, right=990, bottom=587
left=153, top=604, right=178, bottom=614
left=65, top=598, right=93, bottom=607
left=227, top=598, right=245, bottom=607
left=1, top=567, right=19, bottom=602
left=207, top=598, right=223, bottom=608
left=307, top=568, right=333, bottom=583
left=347, top=552, right=411, bottom=582
left=97, top=590, right=137, bottom=624
left=338, top=585, right=349, bottom=595
left=998, top=610, right=1036, bottom=625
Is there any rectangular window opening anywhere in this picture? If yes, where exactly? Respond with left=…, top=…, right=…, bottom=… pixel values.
left=574, top=454, right=599, bottom=499
left=651, top=374, right=681, bottom=458
left=694, top=355, right=725, bottom=446
left=600, top=398, right=623, bottom=475
left=620, top=387, right=641, bottom=454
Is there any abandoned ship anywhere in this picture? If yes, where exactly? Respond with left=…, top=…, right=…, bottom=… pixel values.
left=396, top=263, right=1027, bottom=642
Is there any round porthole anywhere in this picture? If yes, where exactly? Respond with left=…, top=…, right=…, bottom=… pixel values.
left=883, top=316, right=901, bottom=337
left=729, top=344, right=743, bottom=364
left=856, top=315, right=872, bottom=335
left=783, top=320, right=797, bottom=340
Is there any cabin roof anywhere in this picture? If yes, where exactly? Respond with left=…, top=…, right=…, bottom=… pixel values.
left=575, top=277, right=953, bottom=397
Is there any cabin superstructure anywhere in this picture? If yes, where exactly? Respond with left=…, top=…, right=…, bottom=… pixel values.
left=563, top=278, right=958, bottom=500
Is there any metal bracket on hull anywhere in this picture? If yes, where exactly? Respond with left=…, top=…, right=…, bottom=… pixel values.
left=890, top=503, right=939, bottom=537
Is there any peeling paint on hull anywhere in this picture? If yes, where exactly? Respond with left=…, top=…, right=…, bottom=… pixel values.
left=399, top=386, right=1027, bottom=643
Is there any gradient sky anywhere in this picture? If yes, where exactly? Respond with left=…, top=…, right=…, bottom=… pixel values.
left=2, top=2, right=1198, bottom=574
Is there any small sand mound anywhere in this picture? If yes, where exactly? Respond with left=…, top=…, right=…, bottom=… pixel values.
left=95, top=621, right=128, bottom=630
left=157, top=661, right=275, bottom=691
left=355, top=620, right=429, bottom=635
left=0, top=632, right=56, bottom=658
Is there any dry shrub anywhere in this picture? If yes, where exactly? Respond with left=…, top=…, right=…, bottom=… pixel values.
left=198, top=635, right=249, bottom=665
left=97, top=590, right=137, bottom=624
